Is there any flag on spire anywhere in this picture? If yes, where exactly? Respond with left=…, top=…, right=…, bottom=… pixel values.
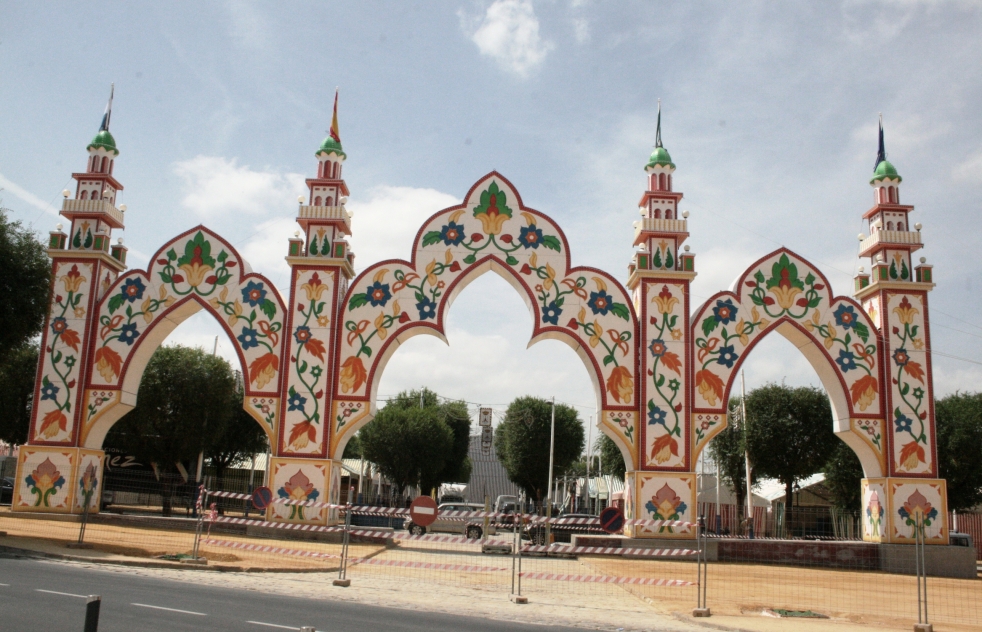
left=874, top=114, right=886, bottom=171
left=100, top=83, right=114, bottom=132
left=655, top=99, right=663, bottom=148
left=329, top=89, right=341, bottom=143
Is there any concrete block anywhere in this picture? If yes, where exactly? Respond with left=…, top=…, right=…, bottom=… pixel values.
left=879, top=544, right=976, bottom=579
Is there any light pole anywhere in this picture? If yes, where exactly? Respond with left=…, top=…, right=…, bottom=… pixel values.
left=545, top=396, right=556, bottom=544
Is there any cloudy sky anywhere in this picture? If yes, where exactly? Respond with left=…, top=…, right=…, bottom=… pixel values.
left=2, top=1, right=981, bottom=440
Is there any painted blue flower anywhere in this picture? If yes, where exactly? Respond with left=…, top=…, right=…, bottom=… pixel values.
left=40, top=382, right=59, bottom=401
left=439, top=221, right=466, bottom=246
left=676, top=501, right=688, bottom=515
left=833, top=304, right=857, bottom=330
left=836, top=349, right=857, bottom=372
left=366, top=281, right=392, bottom=307
left=587, top=290, right=613, bottom=316
left=239, top=327, right=260, bottom=350
left=541, top=301, right=562, bottom=325
left=121, top=277, right=146, bottom=303
left=293, top=326, right=311, bottom=346
left=242, top=281, right=267, bottom=307
left=893, top=348, right=910, bottom=367
left=894, top=413, right=913, bottom=434
left=288, top=392, right=307, bottom=413
left=647, top=403, right=668, bottom=427
left=713, top=299, right=738, bottom=325
left=518, top=224, right=544, bottom=249
left=716, top=345, right=738, bottom=368
left=118, top=323, right=140, bottom=346
left=416, top=296, right=437, bottom=321
left=649, top=339, right=666, bottom=358
left=51, top=317, right=68, bottom=335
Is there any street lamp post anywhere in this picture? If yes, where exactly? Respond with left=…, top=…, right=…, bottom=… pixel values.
left=545, top=397, right=556, bottom=544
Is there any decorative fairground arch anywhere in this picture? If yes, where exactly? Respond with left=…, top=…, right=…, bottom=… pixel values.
left=13, top=100, right=947, bottom=545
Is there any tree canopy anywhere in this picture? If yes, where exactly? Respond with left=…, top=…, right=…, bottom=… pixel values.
left=206, top=378, right=268, bottom=491
left=823, top=441, right=864, bottom=513
left=0, top=341, right=39, bottom=447
left=935, top=392, right=982, bottom=511
left=597, top=434, right=626, bottom=478
left=707, top=405, right=754, bottom=524
left=357, top=388, right=471, bottom=496
left=0, top=209, right=51, bottom=362
left=494, top=396, right=584, bottom=505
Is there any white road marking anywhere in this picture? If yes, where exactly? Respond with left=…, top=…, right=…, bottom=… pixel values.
left=246, top=622, right=300, bottom=630
left=131, top=603, right=207, bottom=616
left=0, top=583, right=10, bottom=586
left=414, top=506, right=435, bottom=515
left=36, top=589, right=86, bottom=598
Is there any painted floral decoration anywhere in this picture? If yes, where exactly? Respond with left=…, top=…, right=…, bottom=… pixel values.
left=644, top=483, right=687, bottom=533
left=897, top=489, right=938, bottom=536
left=26, top=458, right=66, bottom=507
left=277, top=469, right=321, bottom=520
left=866, top=490, right=883, bottom=537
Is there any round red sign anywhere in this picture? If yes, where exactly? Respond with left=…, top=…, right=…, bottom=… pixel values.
left=409, top=495, right=439, bottom=527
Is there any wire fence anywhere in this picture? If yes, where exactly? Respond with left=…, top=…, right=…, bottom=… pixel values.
left=2, top=478, right=980, bottom=630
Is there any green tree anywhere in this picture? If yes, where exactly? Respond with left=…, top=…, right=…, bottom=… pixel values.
left=597, top=434, right=626, bottom=478
left=935, top=392, right=982, bottom=511
left=823, top=441, right=864, bottom=513
left=494, top=396, right=585, bottom=506
left=359, top=402, right=452, bottom=496
left=744, top=384, right=838, bottom=535
left=0, top=341, right=39, bottom=447
left=342, top=433, right=362, bottom=459
left=0, top=208, right=51, bottom=361
left=105, top=345, right=238, bottom=516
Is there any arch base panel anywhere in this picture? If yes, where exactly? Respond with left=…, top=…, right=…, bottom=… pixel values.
left=11, top=446, right=104, bottom=515
left=264, top=458, right=344, bottom=526
left=861, top=478, right=948, bottom=544
left=623, top=471, right=697, bottom=539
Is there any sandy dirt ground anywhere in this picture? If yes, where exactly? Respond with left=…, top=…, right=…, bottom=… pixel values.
left=2, top=511, right=978, bottom=631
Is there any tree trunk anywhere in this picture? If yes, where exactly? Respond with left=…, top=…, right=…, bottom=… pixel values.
left=161, top=476, right=174, bottom=517
left=784, top=479, right=794, bottom=539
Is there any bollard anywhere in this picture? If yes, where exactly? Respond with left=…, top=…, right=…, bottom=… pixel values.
left=84, top=595, right=101, bottom=632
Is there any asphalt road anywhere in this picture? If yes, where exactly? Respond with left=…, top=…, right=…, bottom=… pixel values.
left=0, top=553, right=587, bottom=632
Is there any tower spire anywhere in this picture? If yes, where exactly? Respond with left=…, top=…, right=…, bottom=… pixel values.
left=874, top=113, right=885, bottom=171
left=329, top=88, right=341, bottom=143
left=655, top=99, right=663, bottom=148
left=100, top=83, right=114, bottom=132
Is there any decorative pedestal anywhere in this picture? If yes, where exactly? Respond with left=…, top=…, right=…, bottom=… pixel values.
left=265, top=458, right=343, bottom=525
left=861, top=478, right=948, bottom=544
left=623, top=471, right=696, bottom=539
left=11, top=446, right=104, bottom=515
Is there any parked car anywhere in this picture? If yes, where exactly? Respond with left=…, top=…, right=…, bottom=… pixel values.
left=0, top=477, right=14, bottom=505
left=405, top=502, right=496, bottom=539
left=525, top=512, right=605, bottom=545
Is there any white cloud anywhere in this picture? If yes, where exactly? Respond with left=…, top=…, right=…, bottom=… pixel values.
left=173, top=156, right=305, bottom=219
left=0, top=172, right=60, bottom=218
left=573, top=17, right=590, bottom=44
left=347, top=185, right=461, bottom=271
left=239, top=216, right=298, bottom=293
left=953, top=151, right=982, bottom=184
left=463, top=0, right=554, bottom=78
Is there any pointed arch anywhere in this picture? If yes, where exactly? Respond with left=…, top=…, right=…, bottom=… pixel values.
left=690, top=248, right=886, bottom=476
left=327, top=173, right=640, bottom=468
left=81, top=226, right=287, bottom=449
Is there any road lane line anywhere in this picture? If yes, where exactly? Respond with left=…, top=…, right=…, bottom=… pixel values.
left=246, top=622, right=300, bottom=630
left=0, top=583, right=10, bottom=586
left=36, top=589, right=86, bottom=598
left=131, top=603, right=207, bottom=616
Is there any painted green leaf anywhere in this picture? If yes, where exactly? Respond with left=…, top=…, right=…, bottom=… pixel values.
left=702, top=315, right=719, bottom=337
left=805, top=272, right=816, bottom=286
left=844, top=333, right=851, bottom=345
left=298, top=360, right=308, bottom=375
left=668, top=315, right=678, bottom=329
left=260, top=299, right=277, bottom=320
left=361, top=345, right=373, bottom=358
left=166, top=248, right=178, bottom=261
left=665, top=250, right=674, bottom=269
left=603, top=355, right=614, bottom=366
left=754, top=270, right=765, bottom=285
left=421, top=231, right=443, bottom=247
left=288, top=385, right=297, bottom=397
left=900, top=260, right=909, bottom=280
left=348, top=294, right=368, bottom=310
left=652, top=248, right=662, bottom=269
left=889, top=262, right=898, bottom=279
left=854, top=321, right=869, bottom=343
left=910, top=325, right=919, bottom=338
left=217, top=251, right=228, bottom=263
left=555, top=297, right=565, bottom=308
left=72, top=230, right=82, bottom=249
left=159, top=272, right=172, bottom=284
left=321, top=239, right=330, bottom=256
left=505, top=256, right=519, bottom=266
left=610, top=303, right=631, bottom=321
left=541, top=235, right=562, bottom=252
left=83, top=230, right=93, bottom=249
left=474, top=181, right=513, bottom=218
left=656, top=374, right=665, bottom=387
left=177, top=232, right=216, bottom=268
left=308, top=235, right=318, bottom=255
left=108, top=294, right=125, bottom=314
left=463, top=254, right=477, bottom=264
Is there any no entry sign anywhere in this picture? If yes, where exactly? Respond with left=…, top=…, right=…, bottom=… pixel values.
left=251, top=486, right=273, bottom=511
left=600, top=506, right=625, bottom=534
left=409, top=495, right=439, bottom=527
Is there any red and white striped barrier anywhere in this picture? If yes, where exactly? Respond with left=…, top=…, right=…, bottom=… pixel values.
left=520, top=545, right=696, bottom=557
left=200, top=538, right=507, bottom=572
left=518, top=572, right=694, bottom=587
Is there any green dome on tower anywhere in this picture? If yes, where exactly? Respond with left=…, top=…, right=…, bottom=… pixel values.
left=646, top=146, right=675, bottom=170
left=316, top=136, right=346, bottom=159
left=871, top=159, right=901, bottom=184
left=87, top=130, right=119, bottom=155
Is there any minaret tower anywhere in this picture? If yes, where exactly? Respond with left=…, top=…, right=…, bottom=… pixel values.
left=855, top=116, right=926, bottom=288
left=625, top=103, right=699, bottom=537
left=54, top=84, right=128, bottom=268
left=289, top=90, right=353, bottom=263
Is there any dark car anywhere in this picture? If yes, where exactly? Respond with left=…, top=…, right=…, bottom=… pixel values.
left=525, top=513, right=605, bottom=545
left=0, top=477, right=14, bottom=505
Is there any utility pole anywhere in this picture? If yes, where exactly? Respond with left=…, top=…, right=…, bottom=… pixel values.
left=545, top=397, right=556, bottom=544
left=584, top=414, right=593, bottom=514
left=741, top=371, right=754, bottom=538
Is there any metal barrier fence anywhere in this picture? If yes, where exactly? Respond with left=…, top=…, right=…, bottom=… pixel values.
left=1, top=492, right=979, bottom=629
